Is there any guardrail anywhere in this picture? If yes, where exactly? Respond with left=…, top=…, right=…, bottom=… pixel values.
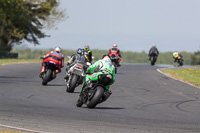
left=0, top=51, right=18, bottom=59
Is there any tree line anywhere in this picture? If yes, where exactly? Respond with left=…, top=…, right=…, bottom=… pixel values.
left=11, top=48, right=198, bottom=65
left=0, top=0, right=66, bottom=52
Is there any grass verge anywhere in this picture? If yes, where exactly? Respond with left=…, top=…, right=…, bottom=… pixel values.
left=0, top=59, right=40, bottom=67
left=161, top=68, right=200, bottom=87
left=0, top=131, right=22, bottom=133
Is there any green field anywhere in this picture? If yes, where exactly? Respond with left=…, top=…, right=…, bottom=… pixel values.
left=0, top=59, right=40, bottom=67
left=161, top=68, right=200, bottom=87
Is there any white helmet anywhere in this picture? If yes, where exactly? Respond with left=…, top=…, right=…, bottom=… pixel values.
left=113, top=44, right=117, bottom=48
left=152, top=44, right=156, bottom=47
left=173, top=51, right=178, bottom=57
left=54, top=47, right=62, bottom=52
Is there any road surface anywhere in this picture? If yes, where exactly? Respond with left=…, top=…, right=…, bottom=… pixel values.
left=0, top=63, right=200, bottom=133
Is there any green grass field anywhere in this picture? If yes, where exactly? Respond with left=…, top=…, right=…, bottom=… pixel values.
left=161, top=68, right=200, bottom=87
left=0, top=59, right=40, bottom=67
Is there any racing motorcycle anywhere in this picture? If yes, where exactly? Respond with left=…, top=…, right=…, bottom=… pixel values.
left=150, top=55, right=157, bottom=66
left=177, top=56, right=184, bottom=67
left=40, top=57, right=57, bottom=85
left=149, top=52, right=158, bottom=66
left=65, top=56, right=88, bottom=93
left=76, top=74, right=113, bottom=109
left=110, top=54, right=120, bottom=73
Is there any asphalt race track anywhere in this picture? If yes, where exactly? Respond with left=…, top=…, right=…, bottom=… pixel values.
left=0, top=63, right=200, bottom=133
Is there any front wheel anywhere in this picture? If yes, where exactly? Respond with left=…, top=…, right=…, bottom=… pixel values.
left=86, top=86, right=104, bottom=109
left=76, top=96, right=84, bottom=107
left=150, top=57, right=156, bottom=66
left=66, top=74, right=79, bottom=93
left=42, top=69, right=52, bottom=85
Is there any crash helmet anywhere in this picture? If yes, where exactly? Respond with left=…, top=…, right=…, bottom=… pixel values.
left=112, top=44, right=117, bottom=48
left=152, top=44, right=156, bottom=47
left=173, top=51, right=179, bottom=58
left=54, top=46, right=62, bottom=52
left=77, top=48, right=82, bottom=54
left=84, top=45, right=90, bottom=51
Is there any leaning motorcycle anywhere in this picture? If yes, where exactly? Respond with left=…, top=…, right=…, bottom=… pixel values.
left=177, top=56, right=183, bottom=67
left=40, top=57, right=57, bottom=85
left=110, top=54, right=120, bottom=73
left=65, top=56, right=88, bottom=93
left=76, top=74, right=113, bottom=109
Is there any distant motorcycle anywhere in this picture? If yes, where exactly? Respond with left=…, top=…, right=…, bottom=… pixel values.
left=110, top=54, right=120, bottom=73
left=40, top=57, right=57, bottom=85
left=65, top=56, right=89, bottom=93
left=76, top=74, right=113, bottom=109
left=149, top=52, right=158, bottom=66
left=177, top=56, right=183, bottom=67
left=150, top=55, right=157, bottom=66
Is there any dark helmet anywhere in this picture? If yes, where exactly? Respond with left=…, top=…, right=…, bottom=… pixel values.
left=77, top=48, right=82, bottom=54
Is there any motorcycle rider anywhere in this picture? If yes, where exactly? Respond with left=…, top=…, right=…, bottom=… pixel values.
left=173, top=51, right=183, bottom=63
left=108, top=44, right=122, bottom=66
left=83, top=45, right=92, bottom=63
left=39, top=46, right=64, bottom=78
left=64, top=48, right=88, bottom=80
left=148, top=44, right=159, bottom=60
left=80, top=55, right=115, bottom=102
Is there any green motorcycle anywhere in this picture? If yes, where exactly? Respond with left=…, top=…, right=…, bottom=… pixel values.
left=76, top=74, right=113, bottom=109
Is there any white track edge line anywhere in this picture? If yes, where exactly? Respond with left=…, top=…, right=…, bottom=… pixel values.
left=157, top=68, right=200, bottom=90
left=0, top=124, right=51, bottom=133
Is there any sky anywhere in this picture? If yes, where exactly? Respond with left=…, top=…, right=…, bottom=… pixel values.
left=29, top=0, right=200, bottom=52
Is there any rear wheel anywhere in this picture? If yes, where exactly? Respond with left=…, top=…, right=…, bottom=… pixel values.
left=86, top=86, right=104, bottom=109
left=66, top=75, right=79, bottom=93
left=42, top=69, right=52, bottom=85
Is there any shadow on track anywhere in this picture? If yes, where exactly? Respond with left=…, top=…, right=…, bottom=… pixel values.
left=44, top=84, right=66, bottom=86
left=92, top=107, right=125, bottom=110
left=0, top=76, right=28, bottom=79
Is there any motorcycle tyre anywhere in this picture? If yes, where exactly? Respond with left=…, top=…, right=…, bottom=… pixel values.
left=86, top=86, right=104, bottom=109
left=66, top=74, right=79, bottom=93
left=150, top=57, right=155, bottom=66
left=42, top=69, right=52, bottom=85
left=115, top=65, right=117, bottom=74
left=112, top=62, right=117, bottom=74
left=76, top=96, right=84, bottom=107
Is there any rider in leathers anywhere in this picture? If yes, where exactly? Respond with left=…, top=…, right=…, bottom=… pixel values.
left=64, top=48, right=89, bottom=81
left=39, top=47, right=64, bottom=78
left=83, top=45, right=92, bottom=63
left=173, top=51, right=183, bottom=63
left=148, top=44, right=159, bottom=60
left=109, top=44, right=121, bottom=66
left=81, top=55, right=115, bottom=101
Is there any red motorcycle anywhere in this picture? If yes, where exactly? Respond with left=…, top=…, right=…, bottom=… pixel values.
left=109, top=53, right=121, bottom=74
left=40, top=56, right=60, bottom=85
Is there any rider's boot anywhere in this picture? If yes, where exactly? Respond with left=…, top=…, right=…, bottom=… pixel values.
left=39, top=66, right=45, bottom=78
